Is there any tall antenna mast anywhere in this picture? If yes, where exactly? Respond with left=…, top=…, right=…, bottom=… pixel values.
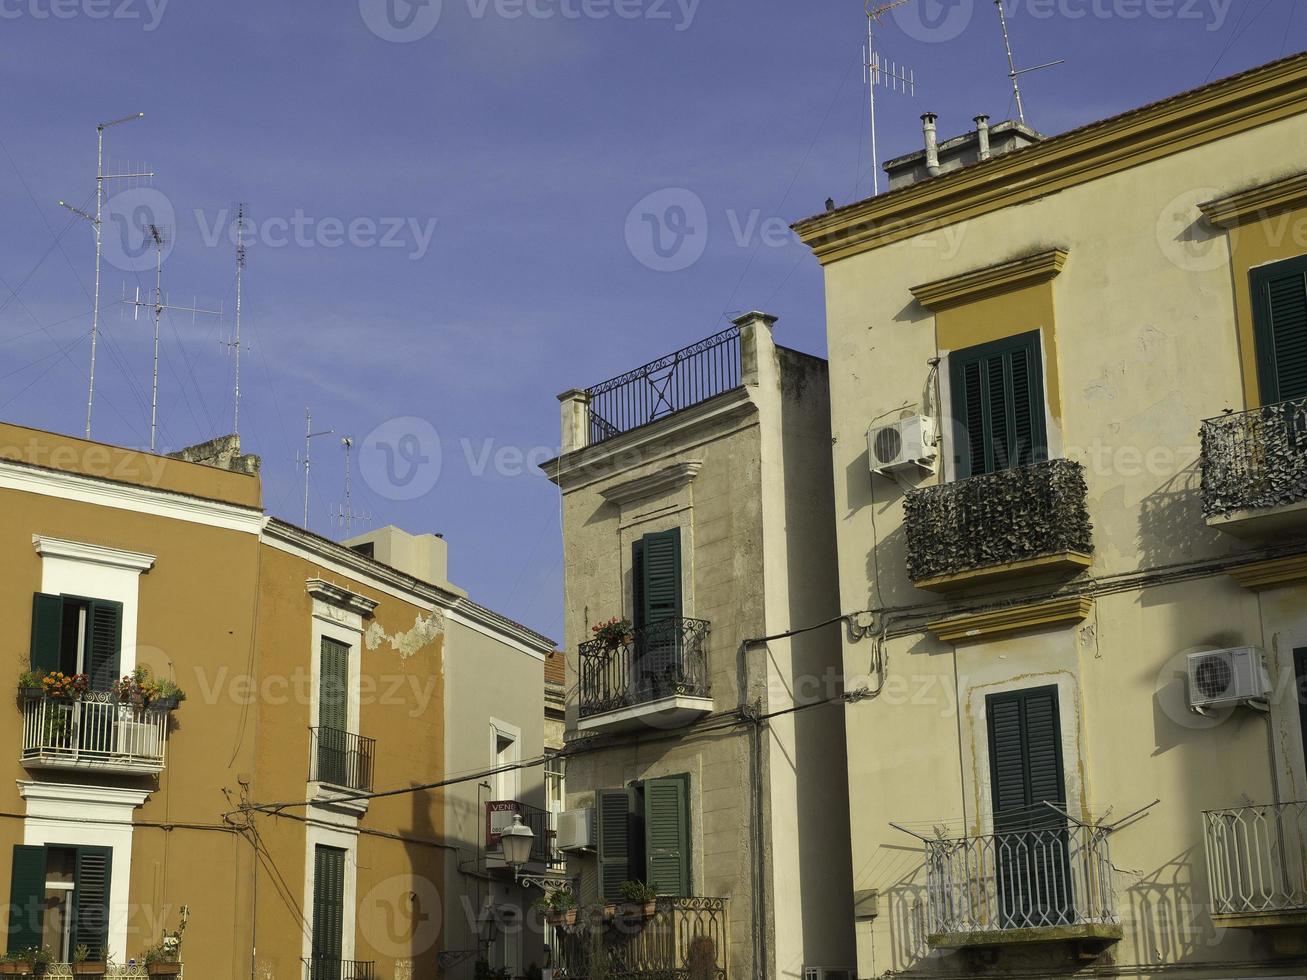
left=301, top=409, right=334, bottom=531
left=59, top=112, right=151, bottom=439
left=127, top=229, right=221, bottom=452
left=865, top=1, right=917, bottom=197
left=340, top=436, right=355, bottom=537
left=232, top=204, right=247, bottom=436
left=994, top=0, right=1063, bottom=126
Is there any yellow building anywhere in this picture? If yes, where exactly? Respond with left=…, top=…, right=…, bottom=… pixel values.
left=0, top=423, right=554, bottom=980
left=794, top=52, right=1307, bottom=979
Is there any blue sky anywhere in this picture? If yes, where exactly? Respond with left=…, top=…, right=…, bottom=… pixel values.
left=0, top=0, right=1301, bottom=637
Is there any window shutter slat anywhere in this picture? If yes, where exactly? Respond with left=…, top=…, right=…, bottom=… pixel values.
left=640, top=530, right=682, bottom=626
left=319, top=639, right=350, bottom=733
left=312, top=845, right=346, bottom=964
left=643, top=777, right=690, bottom=897
left=30, top=594, right=63, bottom=674
left=7, top=846, right=45, bottom=954
left=950, top=331, right=1047, bottom=478
left=596, top=789, right=634, bottom=901
left=1255, top=260, right=1307, bottom=402
left=87, top=601, right=123, bottom=693
left=987, top=686, right=1066, bottom=831
left=72, top=846, right=112, bottom=961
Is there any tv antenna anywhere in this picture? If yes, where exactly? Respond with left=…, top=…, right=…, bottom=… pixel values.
left=126, top=224, right=221, bottom=452
left=994, top=0, right=1063, bottom=125
left=223, top=204, right=249, bottom=437
left=337, top=437, right=372, bottom=537
left=58, top=111, right=152, bottom=440
left=300, top=409, right=334, bottom=531
left=865, top=1, right=918, bottom=196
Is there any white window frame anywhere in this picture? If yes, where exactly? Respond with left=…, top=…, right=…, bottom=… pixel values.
left=490, top=719, right=521, bottom=803
left=300, top=820, right=360, bottom=968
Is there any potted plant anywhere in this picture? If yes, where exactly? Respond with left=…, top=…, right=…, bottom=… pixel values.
left=41, top=671, right=88, bottom=701
left=142, top=903, right=187, bottom=977
left=590, top=618, right=633, bottom=653
left=16, top=671, right=45, bottom=701
left=536, top=886, right=579, bottom=927
left=113, top=666, right=157, bottom=708
left=4, top=947, right=52, bottom=977
left=71, top=945, right=105, bottom=977
left=0, top=952, right=30, bottom=976
left=617, top=880, right=657, bottom=919
left=149, top=678, right=186, bottom=712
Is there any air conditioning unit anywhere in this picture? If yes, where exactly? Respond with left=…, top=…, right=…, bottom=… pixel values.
left=556, top=808, right=595, bottom=851
left=867, top=416, right=937, bottom=475
left=804, top=969, right=854, bottom=980
left=1186, top=647, right=1271, bottom=710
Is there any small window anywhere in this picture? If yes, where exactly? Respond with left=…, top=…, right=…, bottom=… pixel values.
left=948, top=331, right=1047, bottom=479
left=1252, top=254, right=1307, bottom=404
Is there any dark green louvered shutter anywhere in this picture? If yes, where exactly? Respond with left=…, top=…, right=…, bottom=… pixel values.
left=1252, top=255, right=1307, bottom=403
left=7, top=846, right=45, bottom=954
left=87, top=600, right=123, bottom=693
left=72, top=847, right=112, bottom=960
left=30, top=594, right=63, bottom=674
left=643, top=777, right=690, bottom=897
left=632, top=540, right=648, bottom=631
left=312, top=845, right=346, bottom=970
left=640, top=530, right=682, bottom=626
left=596, top=789, right=636, bottom=901
left=950, top=331, right=1047, bottom=479
left=319, top=638, right=350, bottom=732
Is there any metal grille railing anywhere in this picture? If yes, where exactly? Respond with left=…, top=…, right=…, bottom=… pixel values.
left=578, top=619, right=710, bottom=719
left=553, top=897, right=729, bottom=980
left=1201, top=397, right=1307, bottom=519
left=302, top=959, right=375, bottom=980
left=1204, top=801, right=1307, bottom=915
left=309, top=726, right=375, bottom=792
left=43, top=967, right=180, bottom=978
left=21, top=694, right=168, bottom=771
left=924, top=823, right=1116, bottom=937
left=486, top=799, right=560, bottom=867
left=904, top=458, right=1093, bottom=582
left=586, top=328, right=741, bottom=445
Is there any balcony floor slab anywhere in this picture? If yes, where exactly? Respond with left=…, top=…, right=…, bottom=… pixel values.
left=928, top=922, right=1123, bottom=951
left=577, top=695, right=714, bottom=735
left=1208, top=498, right=1307, bottom=538
left=21, top=754, right=163, bottom=776
left=914, top=551, right=1092, bottom=593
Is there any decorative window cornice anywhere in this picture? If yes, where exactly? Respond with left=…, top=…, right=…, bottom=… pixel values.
left=600, top=462, right=704, bottom=507
left=307, top=578, right=379, bottom=617
left=927, top=596, right=1094, bottom=644
left=32, top=534, right=155, bottom=572
left=910, top=249, right=1068, bottom=312
left=1228, top=554, right=1307, bottom=591
left=1199, top=171, right=1307, bottom=228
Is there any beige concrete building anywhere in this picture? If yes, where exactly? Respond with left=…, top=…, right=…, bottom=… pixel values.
left=543, top=314, right=856, bottom=980
left=793, top=52, right=1307, bottom=980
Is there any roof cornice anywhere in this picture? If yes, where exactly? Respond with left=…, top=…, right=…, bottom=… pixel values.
left=910, top=248, right=1068, bottom=312
left=794, top=53, right=1307, bottom=265
left=1199, top=171, right=1307, bottom=228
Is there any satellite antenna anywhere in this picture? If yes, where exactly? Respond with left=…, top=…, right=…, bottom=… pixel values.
left=865, top=1, right=918, bottom=197
left=127, top=225, right=221, bottom=452
left=59, top=111, right=151, bottom=439
left=994, top=0, right=1063, bottom=125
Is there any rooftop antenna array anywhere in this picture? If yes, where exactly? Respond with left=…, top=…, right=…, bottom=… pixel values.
left=59, top=112, right=153, bottom=439
left=865, top=1, right=918, bottom=197
left=126, top=226, right=221, bottom=452
left=336, top=437, right=372, bottom=537
left=300, top=408, right=335, bottom=531
left=994, top=0, right=1063, bottom=125
left=223, top=204, right=249, bottom=437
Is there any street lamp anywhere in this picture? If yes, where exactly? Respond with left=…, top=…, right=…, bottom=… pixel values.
left=500, top=815, right=576, bottom=893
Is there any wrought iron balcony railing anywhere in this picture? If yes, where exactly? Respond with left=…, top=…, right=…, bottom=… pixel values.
left=21, top=694, right=168, bottom=773
left=923, top=822, right=1117, bottom=940
left=586, top=328, right=741, bottom=445
left=578, top=619, right=711, bottom=719
left=486, top=799, right=560, bottom=867
left=1204, top=800, right=1307, bottom=917
left=904, top=459, right=1093, bottom=583
left=302, top=958, right=375, bottom=980
left=552, top=897, right=730, bottom=980
left=1201, top=397, right=1307, bottom=520
left=309, top=726, right=375, bottom=792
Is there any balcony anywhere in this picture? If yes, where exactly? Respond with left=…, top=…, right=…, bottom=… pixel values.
left=1204, top=801, right=1307, bottom=929
left=923, top=823, right=1121, bottom=951
left=485, top=799, right=561, bottom=871
left=553, top=897, right=730, bottom=980
left=1201, top=398, right=1307, bottom=536
left=21, top=694, right=168, bottom=774
left=309, top=726, right=375, bottom=792
left=303, top=959, right=375, bottom=980
left=905, top=459, right=1093, bottom=592
left=577, top=619, right=712, bottom=735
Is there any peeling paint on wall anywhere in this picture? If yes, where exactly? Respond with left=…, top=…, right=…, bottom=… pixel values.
left=365, top=611, right=444, bottom=659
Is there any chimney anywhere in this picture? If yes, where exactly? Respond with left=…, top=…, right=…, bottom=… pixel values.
left=921, top=113, right=941, bottom=177
left=974, top=115, right=992, bottom=161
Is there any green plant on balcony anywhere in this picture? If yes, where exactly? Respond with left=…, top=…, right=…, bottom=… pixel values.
left=617, top=881, right=657, bottom=918
left=113, top=666, right=185, bottom=711
left=17, top=670, right=45, bottom=700
left=0, top=946, right=53, bottom=976
left=141, top=903, right=187, bottom=976
left=590, top=618, right=633, bottom=653
left=71, top=944, right=106, bottom=977
left=536, top=886, right=580, bottom=926
left=41, top=671, right=88, bottom=701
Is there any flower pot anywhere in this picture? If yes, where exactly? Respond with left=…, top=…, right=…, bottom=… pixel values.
left=545, top=908, right=578, bottom=927
left=17, top=687, right=42, bottom=701
left=151, top=697, right=179, bottom=711
left=0, top=964, right=33, bottom=976
left=146, top=964, right=182, bottom=977
left=72, top=964, right=106, bottom=977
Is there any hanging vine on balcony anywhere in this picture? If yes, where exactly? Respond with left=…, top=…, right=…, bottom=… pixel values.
left=1201, top=398, right=1307, bottom=519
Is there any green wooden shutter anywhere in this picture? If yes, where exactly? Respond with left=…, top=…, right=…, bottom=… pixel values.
left=643, top=777, right=690, bottom=897
left=311, top=845, right=346, bottom=967
left=596, top=789, right=636, bottom=901
left=640, top=530, right=682, bottom=626
left=631, top=540, right=647, bottom=631
left=87, top=600, right=123, bottom=693
left=987, top=686, right=1066, bottom=829
left=950, top=331, right=1047, bottom=478
left=319, top=638, right=350, bottom=732
left=7, top=846, right=45, bottom=954
left=72, top=846, right=112, bottom=961
left=1252, top=255, right=1307, bottom=403
left=30, top=594, right=63, bottom=674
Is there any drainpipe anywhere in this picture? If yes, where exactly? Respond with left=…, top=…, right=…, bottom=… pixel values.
left=974, top=115, right=992, bottom=162
left=921, top=113, right=941, bottom=177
